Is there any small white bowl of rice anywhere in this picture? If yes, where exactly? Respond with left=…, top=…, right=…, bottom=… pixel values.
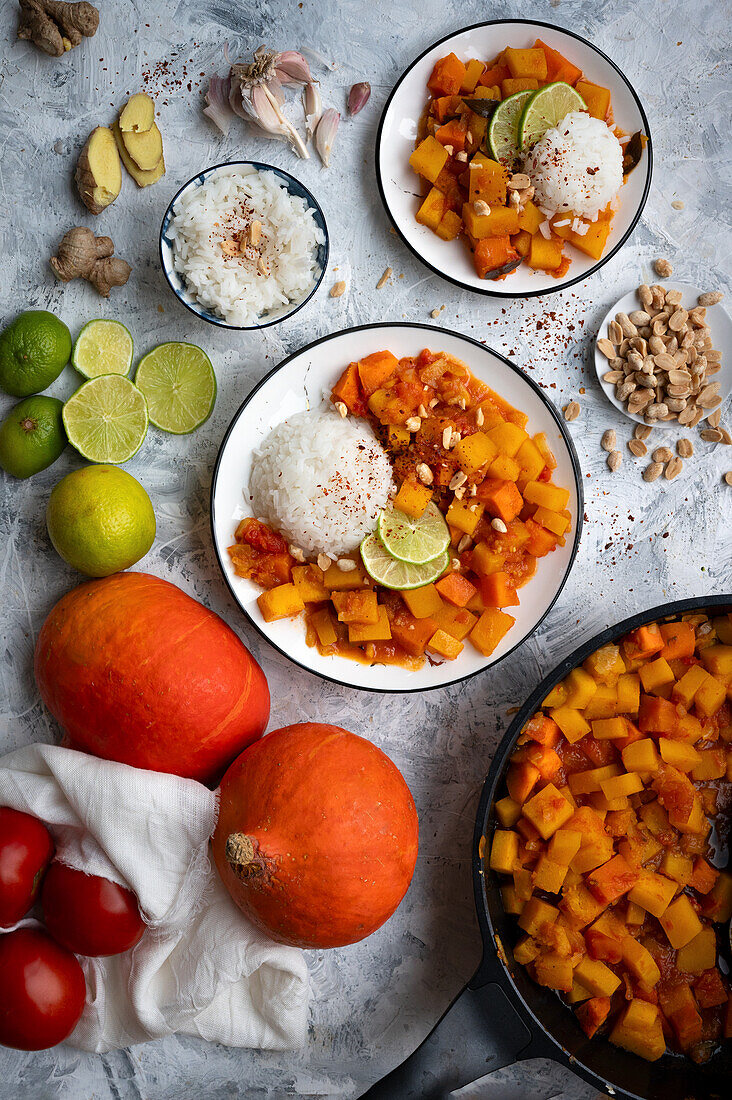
left=159, top=161, right=329, bottom=329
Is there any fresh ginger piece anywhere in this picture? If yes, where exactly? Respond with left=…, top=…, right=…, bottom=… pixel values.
left=120, top=121, right=164, bottom=171
left=112, top=121, right=165, bottom=187
left=75, top=126, right=122, bottom=214
left=50, top=227, right=130, bottom=297
left=119, top=92, right=155, bottom=133
left=17, top=0, right=99, bottom=58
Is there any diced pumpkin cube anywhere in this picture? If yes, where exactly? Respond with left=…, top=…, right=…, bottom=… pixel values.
left=518, top=896, right=559, bottom=937
left=516, top=200, right=544, bottom=236
left=291, top=564, right=329, bottom=602
left=322, top=560, right=371, bottom=590
left=506, top=760, right=540, bottom=803
left=628, top=870, right=678, bottom=918
left=660, top=851, right=693, bottom=886
left=638, top=694, right=679, bottom=734
left=409, top=136, right=449, bottom=184
left=513, top=935, right=540, bottom=965
left=639, top=656, right=675, bottom=694
left=548, top=829, right=582, bottom=865
left=431, top=603, right=477, bottom=641
left=528, top=233, right=563, bottom=271
left=567, top=763, right=620, bottom=796
left=523, top=480, right=570, bottom=511
left=621, top=738, right=660, bottom=774
left=486, top=421, right=529, bottom=458
left=522, top=783, right=574, bottom=840
left=534, top=951, right=573, bottom=992
left=676, top=927, right=717, bottom=975
left=387, top=424, right=410, bottom=448
left=691, top=748, right=726, bottom=781
left=591, top=716, right=627, bottom=740
left=460, top=57, right=485, bottom=94
left=468, top=153, right=509, bottom=204
left=427, top=628, right=463, bottom=661
left=689, top=857, right=719, bottom=895
left=401, top=584, right=442, bottom=619
left=388, top=608, right=439, bottom=656
left=500, top=884, right=524, bottom=914
left=393, top=479, right=433, bottom=519
left=257, top=583, right=305, bottom=622
left=621, top=936, right=661, bottom=988
left=609, top=1000, right=665, bottom=1061
left=550, top=706, right=591, bottom=744
left=568, top=217, right=612, bottom=261
left=331, top=589, right=379, bottom=624
left=480, top=570, right=519, bottom=609
left=701, top=871, right=732, bottom=922
left=453, top=431, right=497, bottom=475
left=463, top=202, right=520, bottom=239
left=520, top=713, right=561, bottom=747
left=532, top=505, right=570, bottom=537
left=435, top=571, right=477, bottom=608
left=576, top=996, right=611, bottom=1039
left=601, top=772, right=644, bottom=801
left=487, top=453, right=521, bottom=482
left=472, top=235, right=519, bottom=279
left=694, top=967, right=727, bottom=1009
left=504, top=46, right=548, bottom=80
left=476, top=478, right=523, bottom=524
left=672, top=663, right=710, bottom=708
left=501, top=76, right=539, bottom=97
left=445, top=496, right=484, bottom=536
left=659, top=738, right=701, bottom=771
left=624, top=623, right=664, bottom=661
left=532, top=856, right=567, bottom=894
left=575, top=80, right=611, bottom=120
left=311, top=608, right=337, bottom=647
left=489, top=829, right=520, bottom=874
left=347, top=606, right=392, bottom=644
left=416, top=187, right=446, bottom=231
left=561, top=667, right=597, bottom=709
left=559, top=884, right=604, bottom=928
left=435, top=117, right=468, bottom=153
left=574, top=956, right=621, bottom=998
left=533, top=39, right=582, bottom=85
left=469, top=607, right=515, bottom=656
left=660, top=620, right=696, bottom=660
left=427, top=53, right=466, bottom=96
left=435, top=209, right=463, bottom=241
left=583, top=685, right=619, bottom=720
left=495, top=795, right=522, bottom=827
left=515, top=438, right=546, bottom=484
left=659, top=894, right=703, bottom=949
left=616, top=672, right=641, bottom=715
left=695, top=674, right=726, bottom=717
left=701, top=643, right=732, bottom=677
left=566, top=980, right=593, bottom=1004
left=587, top=854, right=638, bottom=906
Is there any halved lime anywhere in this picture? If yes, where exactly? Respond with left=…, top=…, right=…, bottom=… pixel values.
left=488, top=89, right=535, bottom=165
left=360, top=532, right=449, bottom=590
left=377, top=502, right=449, bottom=565
left=63, top=375, right=148, bottom=464
left=72, top=320, right=133, bottom=379
left=135, top=342, right=216, bottom=434
left=518, top=82, right=587, bottom=151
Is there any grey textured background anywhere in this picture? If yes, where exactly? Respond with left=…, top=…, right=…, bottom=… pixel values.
left=1, top=0, right=731, bottom=1097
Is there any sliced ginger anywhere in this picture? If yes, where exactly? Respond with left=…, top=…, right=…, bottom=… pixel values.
left=119, top=122, right=163, bottom=171
left=75, top=126, right=121, bottom=215
left=119, top=93, right=155, bottom=134
left=112, top=121, right=165, bottom=187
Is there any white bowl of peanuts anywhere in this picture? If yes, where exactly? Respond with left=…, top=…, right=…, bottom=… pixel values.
left=594, top=279, right=731, bottom=439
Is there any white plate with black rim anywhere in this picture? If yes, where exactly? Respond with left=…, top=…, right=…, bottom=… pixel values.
left=210, top=323, right=584, bottom=694
left=594, top=283, right=732, bottom=426
left=376, top=19, right=652, bottom=299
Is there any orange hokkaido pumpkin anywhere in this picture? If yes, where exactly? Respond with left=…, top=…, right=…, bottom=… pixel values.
left=212, top=723, right=419, bottom=948
left=34, top=573, right=269, bottom=785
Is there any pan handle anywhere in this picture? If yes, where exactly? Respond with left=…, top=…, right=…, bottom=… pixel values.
left=360, top=973, right=552, bottom=1099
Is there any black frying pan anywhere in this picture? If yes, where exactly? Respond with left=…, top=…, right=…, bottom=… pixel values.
left=365, top=595, right=732, bottom=1100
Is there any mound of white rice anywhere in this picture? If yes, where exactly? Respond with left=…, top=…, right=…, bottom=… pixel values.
left=170, top=168, right=325, bottom=326
left=524, top=112, right=623, bottom=220
left=249, top=410, right=394, bottom=557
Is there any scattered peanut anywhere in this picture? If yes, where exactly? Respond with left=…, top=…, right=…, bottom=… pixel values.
left=416, top=462, right=433, bottom=485
left=700, top=428, right=723, bottom=443
left=601, top=429, right=616, bottom=452
left=652, top=446, right=673, bottom=463
left=665, top=456, right=682, bottom=480
left=337, top=558, right=357, bottom=572
left=491, top=518, right=508, bottom=533
left=317, top=553, right=332, bottom=571
left=635, top=424, right=653, bottom=441
left=654, top=258, right=673, bottom=277
left=677, top=438, right=693, bottom=458
left=563, top=401, right=580, bottom=422
left=628, top=439, right=647, bottom=457
left=724, top=472, right=732, bottom=486
left=335, top=400, right=348, bottom=418
left=376, top=267, right=392, bottom=289
left=643, top=462, right=663, bottom=482
left=698, top=291, right=723, bottom=306
left=330, top=280, right=346, bottom=297
left=607, top=450, right=622, bottom=472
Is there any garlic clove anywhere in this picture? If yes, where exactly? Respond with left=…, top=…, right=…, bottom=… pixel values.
left=314, top=107, right=339, bottom=167
left=203, top=75, right=234, bottom=135
left=302, top=81, right=322, bottom=141
left=348, top=82, right=371, bottom=116
left=275, top=50, right=313, bottom=85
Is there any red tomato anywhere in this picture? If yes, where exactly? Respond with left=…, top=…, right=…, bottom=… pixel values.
left=41, top=863, right=145, bottom=957
left=0, top=807, right=55, bottom=927
left=0, top=927, right=86, bottom=1050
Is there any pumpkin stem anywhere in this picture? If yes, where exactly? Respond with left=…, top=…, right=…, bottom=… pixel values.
left=225, top=832, right=269, bottom=881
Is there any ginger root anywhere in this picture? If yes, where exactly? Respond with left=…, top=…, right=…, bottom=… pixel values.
left=18, top=0, right=99, bottom=57
left=50, top=228, right=131, bottom=297
left=76, top=126, right=121, bottom=215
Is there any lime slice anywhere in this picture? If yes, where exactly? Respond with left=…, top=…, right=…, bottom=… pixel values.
left=135, top=342, right=216, bottom=434
left=377, top=502, right=449, bottom=565
left=360, top=532, right=449, bottom=590
left=518, top=82, right=587, bottom=151
left=63, top=375, right=148, bottom=464
left=488, top=89, right=535, bottom=165
left=72, top=320, right=133, bottom=379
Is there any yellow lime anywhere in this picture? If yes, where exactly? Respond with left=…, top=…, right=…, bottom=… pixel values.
left=46, top=464, right=156, bottom=577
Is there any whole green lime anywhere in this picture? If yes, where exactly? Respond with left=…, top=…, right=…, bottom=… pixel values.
left=0, top=396, right=67, bottom=478
left=0, top=311, right=72, bottom=397
left=46, top=465, right=156, bottom=577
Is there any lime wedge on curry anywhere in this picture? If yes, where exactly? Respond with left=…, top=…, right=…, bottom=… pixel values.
left=377, top=502, right=449, bottom=565
left=517, top=82, right=587, bottom=150
left=72, top=319, right=133, bottom=379
left=135, top=342, right=216, bottom=434
left=488, top=89, right=535, bottom=165
left=63, top=374, right=148, bottom=464
left=360, top=532, right=449, bottom=590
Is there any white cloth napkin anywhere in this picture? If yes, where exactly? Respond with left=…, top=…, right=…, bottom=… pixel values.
left=0, top=743, right=310, bottom=1053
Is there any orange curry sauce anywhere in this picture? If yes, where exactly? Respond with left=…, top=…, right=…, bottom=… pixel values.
left=490, top=613, right=732, bottom=1064
left=411, top=40, right=625, bottom=280
left=229, top=348, right=572, bottom=670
